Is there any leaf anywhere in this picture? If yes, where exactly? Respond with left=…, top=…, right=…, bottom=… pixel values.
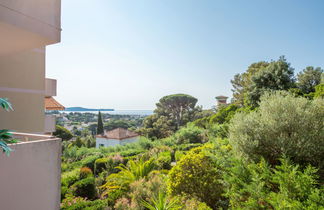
left=0, top=98, right=13, bottom=111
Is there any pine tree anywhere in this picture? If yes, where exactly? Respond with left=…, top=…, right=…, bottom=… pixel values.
left=97, top=111, right=104, bottom=135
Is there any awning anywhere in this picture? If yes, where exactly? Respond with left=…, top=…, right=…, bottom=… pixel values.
left=45, top=97, right=65, bottom=111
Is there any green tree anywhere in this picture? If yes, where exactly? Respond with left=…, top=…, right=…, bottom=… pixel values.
left=97, top=111, right=104, bottom=135
left=139, top=115, right=175, bottom=139
left=231, top=61, right=269, bottom=105
left=53, top=125, right=73, bottom=141
left=246, top=56, right=295, bottom=107
left=155, top=94, right=199, bottom=130
left=297, top=66, right=323, bottom=94
left=229, top=92, right=324, bottom=170
left=140, top=94, right=201, bottom=138
left=104, top=119, right=133, bottom=131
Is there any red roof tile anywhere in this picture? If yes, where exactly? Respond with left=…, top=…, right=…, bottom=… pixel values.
left=98, top=128, right=139, bottom=140
left=45, top=97, right=65, bottom=111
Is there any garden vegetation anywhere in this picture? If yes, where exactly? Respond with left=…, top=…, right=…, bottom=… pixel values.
left=58, top=57, right=324, bottom=209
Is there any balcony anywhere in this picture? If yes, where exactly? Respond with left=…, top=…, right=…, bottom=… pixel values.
left=0, top=133, right=61, bottom=210
left=45, top=78, right=57, bottom=97
left=45, top=114, right=56, bottom=133
left=0, top=0, right=61, bottom=56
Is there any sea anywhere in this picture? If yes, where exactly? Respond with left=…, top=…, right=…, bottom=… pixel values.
left=61, top=110, right=153, bottom=116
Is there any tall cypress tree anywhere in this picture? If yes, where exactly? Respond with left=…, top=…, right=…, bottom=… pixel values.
left=97, top=111, right=104, bottom=135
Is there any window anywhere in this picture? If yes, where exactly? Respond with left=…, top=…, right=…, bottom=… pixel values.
left=99, top=144, right=104, bottom=147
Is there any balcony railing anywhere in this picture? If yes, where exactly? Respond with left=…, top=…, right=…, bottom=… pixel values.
left=12, top=132, right=57, bottom=142
left=1, top=132, right=61, bottom=210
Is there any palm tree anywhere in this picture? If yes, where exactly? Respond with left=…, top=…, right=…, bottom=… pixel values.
left=141, top=192, right=181, bottom=210
left=101, top=157, right=155, bottom=196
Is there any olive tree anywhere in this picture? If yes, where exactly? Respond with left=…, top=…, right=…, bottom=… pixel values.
left=229, top=92, right=324, bottom=170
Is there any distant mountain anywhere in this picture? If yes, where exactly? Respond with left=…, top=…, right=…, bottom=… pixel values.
left=65, top=107, right=114, bottom=112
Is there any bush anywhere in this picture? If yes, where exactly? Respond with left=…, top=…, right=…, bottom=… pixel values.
left=207, top=123, right=229, bottom=139
left=314, top=83, right=324, bottom=98
left=116, top=173, right=167, bottom=209
left=119, top=149, right=144, bottom=157
left=138, top=137, right=154, bottom=150
left=81, top=155, right=101, bottom=172
left=167, top=145, right=225, bottom=209
left=225, top=158, right=324, bottom=209
left=53, top=125, right=73, bottom=141
left=61, top=197, right=108, bottom=210
left=180, top=197, right=213, bottom=210
left=173, top=124, right=206, bottom=144
left=80, top=167, right=93, bottom=179
left=94, top=158, right=108, bottom=175
left=174, top=150, right=185, bottom=162
left=229, top=92, right=324, bottom=170
left=71, top=177, right=97, bottom=200
left=62, top=168, right=80, bottom=187
left=209, top=104, right=239, bottom=124
left=156, top=151, right=172, bottom=170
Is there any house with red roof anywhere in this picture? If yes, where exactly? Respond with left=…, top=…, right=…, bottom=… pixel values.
left=96, top=128, right=140, bottom=148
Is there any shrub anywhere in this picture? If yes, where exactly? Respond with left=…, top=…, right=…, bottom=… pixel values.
left=94, top=158, right=109, bottom=175
left=207, top=123, right=229, bottom=139
left=138, top=137, right=154, bottom=150
left=62, top=168, right=80, bottom=187
left=129, top=173, right=167, bottom=209
left=119, top=149, right=145, bottom=157
left=175, top=143, right=202, bottom=151
left=61, top=186, right=69, bottom=201
left=81, top=155, right=101, bottom=172
left=53, top=125, right=73, bottom=141
left=224, top=158, right=324, bottom=209
left=229, top=92, right=324, bottom=170
left=156, top=151, right=172, bottom=170
left=102, top=157, right=156, bottom=196
left=180, top=197, right=212, bottom=210
left=174, top=150, right=185, bottom=162
left=173, top=124, right=206, bottom=144
left=71, top=177, right=97, bottom=200
left=61, top=197, right=108, bottom=210
left=167, top=145, right=225, bottom=209
left=209, top=104, right=239, bottom=124
left=314, top=83, right=324, bottom=98
left=80, top=167, right=93, bottom=179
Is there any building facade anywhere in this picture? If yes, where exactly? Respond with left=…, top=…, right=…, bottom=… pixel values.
left=0, top=0, right=62, bottom=133
left=0, top=0, right=62, bottom=209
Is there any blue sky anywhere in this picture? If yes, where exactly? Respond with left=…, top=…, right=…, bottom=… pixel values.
left=46, top=0, right=324, bottom=110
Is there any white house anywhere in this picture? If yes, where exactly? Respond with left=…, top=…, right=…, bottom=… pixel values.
left=96, top=128, right=140, bottom=148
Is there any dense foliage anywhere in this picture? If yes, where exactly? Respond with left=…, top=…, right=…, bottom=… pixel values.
left=229, top=92, right=324, bottom=170
left=60, top=57, right=324, bottom=209
left=139, top=94, right=202, bottom=139
left=96, top=111, right=104, bottom=135
left=54, top=125, right=73, bottom=141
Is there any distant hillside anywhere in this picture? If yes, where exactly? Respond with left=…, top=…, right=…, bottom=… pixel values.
left=65, top=107, right=114, bottom=112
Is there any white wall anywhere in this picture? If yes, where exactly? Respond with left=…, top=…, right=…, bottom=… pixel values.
left=96, top=137, right=139, bottom=148
left=0, top=138, right=61, bottom=210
